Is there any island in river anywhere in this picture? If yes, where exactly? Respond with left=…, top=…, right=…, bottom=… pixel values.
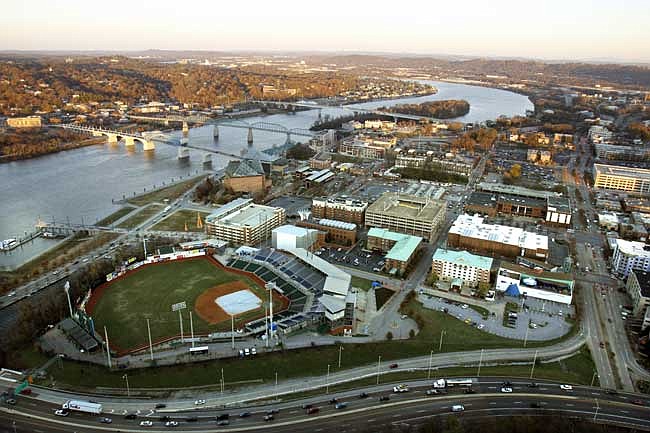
left=382, top=99, right=470, bottom=119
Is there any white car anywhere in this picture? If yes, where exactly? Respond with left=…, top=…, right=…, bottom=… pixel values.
left=140, top=421, right=154, bottom=427
left=251, top=347, right=257, bottom=355
left=393, top=384, right=409, bottom=393
left=560, top=384, right=573, bottom=391
left=165, top=421, right=179, bottom=427
left=501, top=387, right=513, bottom=393
left=54, top=409, right=69, bottom=417
left=194, top=399, right=206, bottom=405
left=461, top=304, right=469, bottom=309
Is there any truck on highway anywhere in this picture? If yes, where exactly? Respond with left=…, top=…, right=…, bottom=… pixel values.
left=432, top=378, right=474, bottom=389
left=162, top=205, right=172, bottom=214
left=62, top=400, right=102, bottom=414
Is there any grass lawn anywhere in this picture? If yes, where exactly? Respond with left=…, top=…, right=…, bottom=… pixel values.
left=91, top=258, right=282, bottom=350
left=116, top=204, right=164, bottom=229
left=350, top=276, right=375, bottom=291
left=127, top=177, right=204, bottom=206
left=375, top=287, right=395, bottom=309
left=32, top=295, right=580, bottom=390
left=150, top=209, right=210, bottom=233
left=95, top=207, right=136, bottom=227
left=468, top=304, right=490, bottom=319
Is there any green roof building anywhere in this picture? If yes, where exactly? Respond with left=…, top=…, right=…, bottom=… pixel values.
left=431, top=249, right=493, bottom=288
left=367, top=227, right=423, bottom=276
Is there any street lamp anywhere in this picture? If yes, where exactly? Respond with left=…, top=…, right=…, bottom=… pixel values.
left=122, top=374, right=130, bottom=396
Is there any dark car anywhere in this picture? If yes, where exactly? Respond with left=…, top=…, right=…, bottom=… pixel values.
left=239, top=412, right=251, bottom=418
left=215, top=414, right=229, bottom=421
left=264, top=414, right=274, bottom=422
left=185, top=416, right=198, bottom=422
left=155, top=403, right=167, bottom=409
left=528, top=382, right=539, bottom=388
left=605, top=389, right=618, bottom=395
left=359, top=392, right=369, bottom=399
left=530, top=402, right=542, bottom=408
left=159, top=415, right=171, bottom=422
left=307, top=407, right=320, bottom=414
left=99, top=417, right=112, bottom=424
left=216, top=420, right=230, bottom=426
left=329, top=398, right=338, bottom=405
left=631, top=399, right=644, bottom=406
left=464, top=387, right=477, bottom=394
left=124, top=413, right=137, bottom=420
left=266, top=409, right=279, bottom=415
left=5, top=399, right=16, bottom=406
left=301, top=404, right=313, bottom=409
left=379, top=396, right=390, bottom=402
left=389, top=363, right=399, bottom=369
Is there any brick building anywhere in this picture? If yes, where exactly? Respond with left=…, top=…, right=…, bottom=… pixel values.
left=367, top=227, right=422, bottom=276
left=312, top=196, right=368, bottom=225
left=296, top=219, right=357, bottom=247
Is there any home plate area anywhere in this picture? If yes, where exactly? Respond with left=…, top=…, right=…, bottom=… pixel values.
left=216, top=290, right=262, bottom=315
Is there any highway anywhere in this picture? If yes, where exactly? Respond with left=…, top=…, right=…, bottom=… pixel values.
left=2, top=377, right=649, bottom=432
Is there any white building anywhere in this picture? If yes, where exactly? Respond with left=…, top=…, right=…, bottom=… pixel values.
left=612, top=239, right=650, bottom=277
left=625, top=270, right=650, bottom=316
left=272, top=225, right=318, bottom=251
left=495, top=262, right=574, bottom=304
left=205, top=198, right=285, bottom=246
left=431, top=249, right=492, bottom=288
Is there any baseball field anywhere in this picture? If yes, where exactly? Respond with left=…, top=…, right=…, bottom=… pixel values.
left=88, top=257, right=288, bottom=352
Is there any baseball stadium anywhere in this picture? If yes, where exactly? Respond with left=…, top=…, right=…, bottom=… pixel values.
left=86, top=256, right=289, bottom=353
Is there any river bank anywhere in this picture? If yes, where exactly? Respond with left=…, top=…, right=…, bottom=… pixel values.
left=0, top=135, right=105, bottom=163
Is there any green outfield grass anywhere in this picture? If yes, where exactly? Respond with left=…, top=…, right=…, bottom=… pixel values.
left=116, top=204, right=164, bottom=229
left=150, top=209, right=210, bottom=233
left=91, top=258, right=281, bottom=350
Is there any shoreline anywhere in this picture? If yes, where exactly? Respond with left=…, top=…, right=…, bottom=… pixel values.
left=0, top=136, right=105, bottom=164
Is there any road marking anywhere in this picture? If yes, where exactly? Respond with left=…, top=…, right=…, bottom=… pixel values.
left=513, top=401, right=522, bottom=404
left=290, top=410, right=297, bottom=414
left=417, top=409, right=427, bottom=413
left=392, top=414, right=401, bottom=418
left=489, top=402, right=497, bottom=405
left=368, top=418, right=376, bottom=422
left=566, top=404, right=574, bottom=407
left=591, top=392, right=599, bottom=395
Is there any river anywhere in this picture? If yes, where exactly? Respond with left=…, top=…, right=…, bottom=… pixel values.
left=0, top=80, right=532, bottom=270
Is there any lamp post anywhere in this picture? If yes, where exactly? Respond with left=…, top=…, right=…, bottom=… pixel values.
left=146, top=318, right=154, bottom=361
left=477, top=349, right=484, bottom=377
left=326, top=364, right=330, bottom=394
left=376, top=355, right=381, bottom=385
left=530, top=350, right=538, bottom=379
left=122, top=374, right=130, bottom=396
left=439, top=329, right=446, bottom=352
left=427, top=350, right=434, bottom=379
left=338, top=346, right=343, bottom=369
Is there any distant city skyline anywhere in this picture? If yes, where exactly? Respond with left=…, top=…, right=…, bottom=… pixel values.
left=2, top=0, right=650, bottom=63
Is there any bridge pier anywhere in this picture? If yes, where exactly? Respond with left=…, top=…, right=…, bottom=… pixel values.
left=124, top=136, right=136, bottom=147
left=180, top=136, right=189, bottom=146
left=107, top=134, right=119, bottom=143
left=285, top=132, right=292, bottom=145
left=247, top=127, right=253, bottom=144
left=182, top=122, right=189, bottom=137
left=143, top=140, right=155, bottom=151
left=177, top=147, right=190, bottom=160
left=202, top=153, right=212, bottom=165
left=213, top=125, right=219, bottom=141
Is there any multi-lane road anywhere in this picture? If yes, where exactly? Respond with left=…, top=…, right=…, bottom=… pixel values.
left=2, top=377, right=650, bottom=432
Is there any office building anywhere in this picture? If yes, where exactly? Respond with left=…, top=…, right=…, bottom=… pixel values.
left=312, top=196, right=368, bottom=225
left=431, top=249, right=493, bottom=288
left=448, top=214, right=548, bottom=260
left=6, top=116, right=42, bottom=128
left=495, top=261, right=574, bottom=304
left=625, top=270, right=650, bottom=316
left=594, top=164, right=650, bottom=195
left=612, top=239, right=650, bottom=277
left=367, top=228, right=422, bottom=276
left=365, top=193, right=446, bottom=242
left=205, top=198, right=285, bottom=246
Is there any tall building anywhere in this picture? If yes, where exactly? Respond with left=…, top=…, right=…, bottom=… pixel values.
left=612, top=239, right=650, bottom=277
left=594, top=164, right=650, bottom=195
left=205, top=198, right=285, bottom=246
left=625, top=270, right=650, bottom=316
left=312, top=196, right=368, bottom=225
left=431, top=249, right=493, bottom=288
left=365, top=193, right=446, bottom=242
left=447, top=214, right=548, bottom=260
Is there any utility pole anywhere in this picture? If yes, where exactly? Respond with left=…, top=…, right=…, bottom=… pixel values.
left=376, top=355, right=381, bottom=385
left=264, top=306, right=269, bottom=348
left=146, top=318, right=153, bottom=361
left=231, top=314, right=235, bottom=350
left=142, top=238, right=148, bottom=259
left=593, top=399, right=599, bottom=421
left=439, top=329, right=445, bottom=352
left=591, top=371, right=598, bottom=387
left=221, top=368, right=224, bottom=394
left=338, top=346, right=343, bottom=369
left=104, top=326, right=112, bottom=368
left=189, top=312, right=195, bottom=348
left=427, top=350, right=434, bottom=379
left=477, top=349, right=484, bottom=377
left=524, top=325, right=530, bottom=348
left=64, top=281, right=73, bottom=318
left=530, top=350, right=538, bottom=379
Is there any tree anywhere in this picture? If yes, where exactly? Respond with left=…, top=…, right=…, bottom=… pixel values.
left=427, top=272, right=439, bottom=286
left=385, top=331, right=394, bottom=341
left=509, top=164, right=522, bottom=178
left=477, top=282, right=490, bottom=298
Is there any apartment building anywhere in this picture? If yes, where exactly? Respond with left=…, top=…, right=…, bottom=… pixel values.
left=625, top=270, right=650, bottom=316
left=612, top=239, right=650, bottom=277
left=365, top=192, right=446, bottom=242
left=312, top=196, right=368, bottom=225
left=205, top=198, right=285, bottom=246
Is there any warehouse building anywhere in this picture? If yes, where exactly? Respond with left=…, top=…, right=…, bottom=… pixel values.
left=365, top=192, right=446, bottom=242
left=205, top=198, right=285, bottom=246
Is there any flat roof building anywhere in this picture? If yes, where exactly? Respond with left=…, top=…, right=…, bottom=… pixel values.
left=448, top=214, right=548, bottom=260
left=431, top=249, right=493, bottom=289
left=312, top=196, right=368, bottom=225
left=205, top=198, right=285, bottom=246
left=495, top=261, right=574, bottom=304
left=626, top=270, right=650, bottom=317
left=365, top=192, right=446, bottom=242
left=367, top=227, right=422, bottom=276
left=612, top=238, right=650, bottom=277
left=594, top=163, right=650, bottom=195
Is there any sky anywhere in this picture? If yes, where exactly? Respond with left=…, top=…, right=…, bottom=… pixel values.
left=2, top=0, right=650, bottom=63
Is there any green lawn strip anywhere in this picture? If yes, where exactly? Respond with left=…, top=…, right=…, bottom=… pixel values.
left=467, top=304, right=490, bottom=319
left=127, top=177, right=204, bottom=206
left=95, top=207, right=136, bottom=227
left=150, top=209, right=210, bottom=233
left=375, top=287, right=395, bottom=309
left=38, top=297, right=579, bottom=390
left=116, top=204, right=164, bottom=229
left=350, top=276, right=375, bottom=291
left=91, top=258, right=279, bottom=350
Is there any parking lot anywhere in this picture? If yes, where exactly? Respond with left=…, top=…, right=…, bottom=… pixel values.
left=267, top=196, right=311, bottom=218
left=418, top=293, right=574, bottom=341
left=317, top=244, right=386, bottom=275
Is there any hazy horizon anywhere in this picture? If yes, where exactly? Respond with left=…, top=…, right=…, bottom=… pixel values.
left=2, top=0, right=650, bottom=63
